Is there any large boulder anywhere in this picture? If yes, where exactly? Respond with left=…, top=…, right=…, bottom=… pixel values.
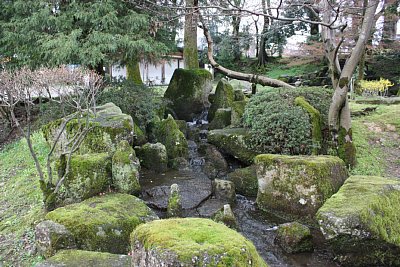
left=35, top=249, right=131, bottom=267
left=42, top=103, right=136, bottom=156
left=112, top=141, right=140, bottom=195
left=135, top=143, right=168, bottom=173
left=35, top=220, right=76, bottom=258
left=207, top=128, right=257, bottom=165
left=255, top=154, right=348, bottom=218
left=56, top=153, right=111, bottom=205
left=230, top=100, right=248, bottom=127
left=208, top=79, right=234, bottom=121
left=209, top=108, right=232, bottom=130
left=317, top=175, right=400, bottom=266
left=227, top=165, right=258, bottom=197
left=164, top=69, right=213, bottom=121
left=155, top=115, right=188, bottom=162
left=45, top=193, right=158, bottom=254
left=130, top=218, right=268, bottom=267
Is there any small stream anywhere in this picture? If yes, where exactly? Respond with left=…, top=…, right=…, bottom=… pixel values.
left=139, top=113, right=339, bottom=267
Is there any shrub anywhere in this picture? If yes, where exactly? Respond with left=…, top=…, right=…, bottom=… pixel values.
left=358, top=78, right=394, bottom=97
left=98, top=81, right=164, bottom=130
left=243, top=87, right=332, bottom=155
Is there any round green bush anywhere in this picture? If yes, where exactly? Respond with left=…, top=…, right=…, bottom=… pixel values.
left=243, top=87, right=332, bottom=155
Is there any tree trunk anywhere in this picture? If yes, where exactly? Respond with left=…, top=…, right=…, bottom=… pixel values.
left=127, top=60, right=143, bottom=85
left=184, top=0, right=199, bottom=69
left=257, top=0, right=270, bottom=66
left=327, top=0, right=379, bottom=167
left=201, top=19, right=294, bottom=89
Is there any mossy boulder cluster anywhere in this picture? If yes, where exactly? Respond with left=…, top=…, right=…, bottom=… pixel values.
left=208, top=79, right=248, bottom=129
left=255, top=154, right=348, bottom=218
left=207, top=128, right=257, bottom=165
left=41, top=193, right=158, bottom=254
left=164, top=68, right=213, bottom=121
left=317, top=175, right=400, bottom=266
left=130, top=218, right=268, bottom=267
left=42, top=103, right=137, bottom=157
left=135, top=142, right=168, bottom=173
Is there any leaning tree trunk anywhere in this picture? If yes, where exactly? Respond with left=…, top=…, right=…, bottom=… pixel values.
left=326, top=0, right=379, bottom=167
left=127, top=60, right=143, bottom=85
left=184, top=0, right=199, bottom=69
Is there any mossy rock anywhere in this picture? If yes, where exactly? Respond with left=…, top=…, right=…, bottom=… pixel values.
left=231, top=100, right=248, bottom=127
left=130, top=218, right=268, bottom=267
left=317, top=175, right=400, bottom=266
left=198, top=143, right=228, bottom=179
left=35, top=220, right=76, bottom=258
left=164, top=69, right=213, bottom=121
left=207, top=128, right=257, bottom=165
left=112, top=141, right=140, bottom=195
left=42, top=103, right=135, bottom=157
left=227, top=165, right=258, bottom=197
left=45, top=193, right=158, bottom=254
left=208, top=79, right=234, bottom=121
left=136, top=142, right=168, bottom=173
left=35, top=249, right=131, bottom=267
left=56, top=153, right=112, bottom=205
left=175, top=120, right=188, bottom=137
left=234, top=89, right=245, bottom=101
left=155, top=115, right=188, bottom=161
left=275, top=222, right=313, bottom=253
left=209, top=108, right=232, bottom=130
left=255, top=154, right=348, bottom=218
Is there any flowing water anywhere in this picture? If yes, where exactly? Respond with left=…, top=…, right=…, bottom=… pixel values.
left=139, top=112, right=339, bottom=267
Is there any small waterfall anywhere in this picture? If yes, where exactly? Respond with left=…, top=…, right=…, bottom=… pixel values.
left=187, top=107, right=209, bottom=127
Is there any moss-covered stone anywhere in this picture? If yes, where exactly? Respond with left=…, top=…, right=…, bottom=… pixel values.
left=136, top=143, right=168, bottom=173
left=213, top=204, right=238, bottom=230
left=155, top=115, right=188, bottom=161
left=208, top=79, right=234, bottom=121
left=227, top=165, right=258, bottom=197
left=42, top=103, right=135, bottom=157
left=35, top=249, right=131, bottom=267
left=175, top=120, right=188, bottom=137
left=209, top=108, right=232, bottom=130
left=35, top=220, right=76, bottom=258
left=45, top=193, right=158, bottom=254
left=112, top=141, right=140, bottom=195
left=213, top=179, right=236, bottom=205
left=255, top=154, right=348, bottom=218
left=295, top=96, right=322, bottom=155
left=57, top=153, right=111, bottom=205
left=317, top=175, right=400, bottom=266
left=231, top=100, right=248, bottom=127
left=207, top=128, right=257, bottom=165
left=275, top=222, right=313, bottom=253
left=234, top=89, right=245, bottom=101
left=198, top=143, right=228, bottom=179
left=167, top=184, right=182, bottom=218
left=130, top=218, right=268, bottom=267
left=164, top=69, right=212, bottom=121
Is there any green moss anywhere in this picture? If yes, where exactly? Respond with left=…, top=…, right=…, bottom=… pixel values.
left=131, top=218, right=267, bottom=266
left=295, top=96, right=322, bottom=155
left=164, top=68, right=212, bottom=121
left=112, top=141, right=140, bottom=195
left=255, top=154, right=348, bottom=218
left=317, top=175, right=400, bottom=266
left=208, top=79, right=235, bottom=121
left=174, top=120, right=188, bottom=136
left=227, top=165, right=258, bottom=197
left=136, top=143, right=168, bottom=173
left=207, top=128, right=257, bottom=165
left=127, top=60, right=143, bottom=85
left=275, top=222, right=313, bottom=253
left=337, top=127, right=357, bottom=168
left=167, top=185, right=182, bottom=218
left=41, top=249, right=131, bottom=266
left=231, top=100, right=248, bottom=127
left=209, top=108, right=232, bottom=130
left=57, top=153, right=111, bottom=203
left=155, top=115, right=188, bottom=161
left=46, top=193, right=157, bottom=254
